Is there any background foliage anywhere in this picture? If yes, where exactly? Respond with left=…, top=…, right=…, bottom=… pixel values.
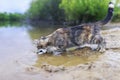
left=28, top=0, right=65, bottom=23
left=60, top=0, right=110, bottom=22
left=27, top=0, right=120, bottom=24
left=0, top=0, right=120, bottom=24
left=0, top=12, right=24, bottom=22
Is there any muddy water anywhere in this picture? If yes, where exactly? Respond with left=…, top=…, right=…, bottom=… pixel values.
left=0, top=23, right=120, bottom=80
left=35, top=53, right=100, bottom=67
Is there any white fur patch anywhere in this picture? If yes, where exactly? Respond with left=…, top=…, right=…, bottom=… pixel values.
left=109, top=3, right=114, bottom=8
left=37, top=49, right=47, bottom=54
left=80, top=44, right=98, bottom=50
left=46, top=46, right=62, bottom=55
left=66, top=44, right=98, bottom=51
left=46, top=46, right=58, bottom=53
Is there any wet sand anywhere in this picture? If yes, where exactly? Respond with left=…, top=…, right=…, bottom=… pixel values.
left=32, top=50, right=120, bottom=80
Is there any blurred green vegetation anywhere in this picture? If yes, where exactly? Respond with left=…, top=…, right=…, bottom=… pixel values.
left=60, top=0, right=110, bottom=22
left=0, top=0, right=120, bottom=26
left=27, top=0, right=120, bottom=25
left=27, top=0, right=65, bottom=24
left=0, top=12, right=24, bottom=22
left=0, top=21, right=25, bottom=27
left=0, top=12, right=26, bottom=27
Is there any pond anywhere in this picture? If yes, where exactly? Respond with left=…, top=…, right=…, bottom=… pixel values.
left=0, top=23, right=120, bottom=80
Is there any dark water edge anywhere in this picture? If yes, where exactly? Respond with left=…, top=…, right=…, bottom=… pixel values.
left=0, top=21, right=27, bottom=27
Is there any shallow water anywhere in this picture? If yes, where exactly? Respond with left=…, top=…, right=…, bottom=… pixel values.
left=35, top=53, right=100, bottom=67
left=0, top=23, right=120, bottom=80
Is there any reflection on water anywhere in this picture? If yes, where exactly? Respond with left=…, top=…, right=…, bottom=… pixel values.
left=28, top=25, right=61, bottom=39
left=0, top=26, right=33, bottom=63
left=0, top=24, right=36, bottom=80
left=35, top=53, right=100, bottom=67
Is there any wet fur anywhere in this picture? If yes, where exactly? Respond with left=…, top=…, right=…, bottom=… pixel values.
left=37, top=23, right=105, bottom=53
